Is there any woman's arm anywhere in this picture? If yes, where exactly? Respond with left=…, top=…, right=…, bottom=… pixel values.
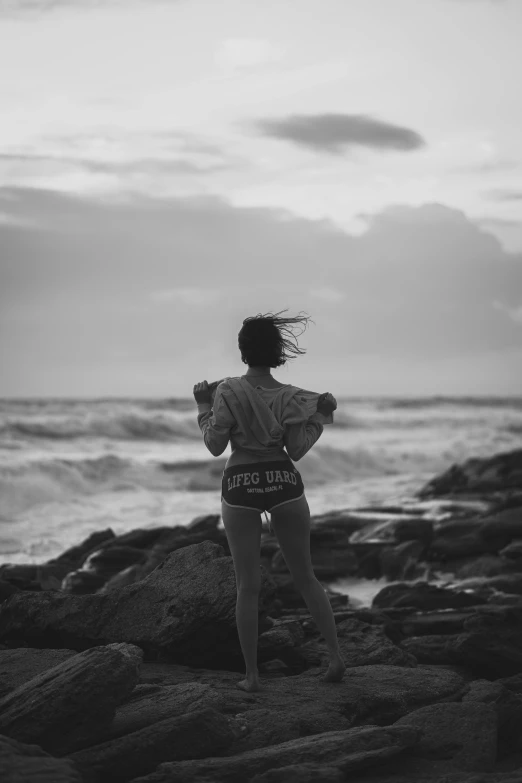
left=197, top=405, right=230, bottom=456
left=194, top=380, right=232, bottom=457
left=283, top=411, right=329, bottom=461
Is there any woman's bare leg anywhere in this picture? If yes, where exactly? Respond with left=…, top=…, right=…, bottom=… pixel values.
left=270, top=495, right=346, bottom=682
left=221, top=500, right=263, bottom=691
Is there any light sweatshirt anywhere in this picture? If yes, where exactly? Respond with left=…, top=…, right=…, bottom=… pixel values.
left=196, top=376, right=333, bottom=461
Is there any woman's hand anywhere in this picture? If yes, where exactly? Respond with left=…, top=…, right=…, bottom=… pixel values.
left=193, top=381, right=212, bottom=405
left=317, top=392, right=337, bottom=416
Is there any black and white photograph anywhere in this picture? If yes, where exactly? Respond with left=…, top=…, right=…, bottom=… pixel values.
left=1, top=0, right=522, bottom=780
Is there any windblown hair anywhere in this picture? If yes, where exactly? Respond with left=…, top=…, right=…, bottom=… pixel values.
left=238, top=309, right=314, bottom=368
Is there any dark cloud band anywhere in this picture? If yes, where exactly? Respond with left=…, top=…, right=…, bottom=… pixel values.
left=253, top=113, right=426, bottom=155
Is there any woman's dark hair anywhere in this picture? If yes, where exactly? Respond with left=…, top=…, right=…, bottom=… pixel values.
left=238, top=309, right=314, bottom=368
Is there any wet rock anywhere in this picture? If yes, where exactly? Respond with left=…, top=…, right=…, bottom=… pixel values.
left=137, top=661, right=465, bottom=734
left=349, top=517, right=433, bottom=546
left=400, top=634, right=460, bottom=665
left=268, top=573, right=348, bottom=612
left=462, top=679, right=522, bottom=756
left=220, top=708, right=302, bottom=756
left=455, top=555, right=519, bottom=579
left=300, top=617, right=417, bottom=669
left=271, top=543, right=358, bottom=580
left=62, top=545, right=147, bottom=594
left=451, top=574, right=522, bottom=597
left=379, top=540, right=428, bottom=581
left=0, top=541, right=276, bottom=667
left=185, top=513, right=221, bottom=536
left=259, top=659, right=288, bottom=674
left=428, top=532, right=496, bottom=561
left=397, top=605, right=522, bottom=645
left=501, top=541, right=522, bottom=561
left=450, top=607, right=522, bottom=678
left=0, top=734, right=83, bottom=783
left=129, top=724, right=421, bottom=783
left=258, top=619, right=304, bottom=653
left=0, top=579, right=20, bottom=603
left=480, top=507, right=522, bottom=546
left=372, top=581, right=487, bottom=611
left=50, top=527, right=116, bottom=567
left=310, top=510, right=369, bottom=537
left=0, top=561, right=72, bottom=592
left=499, top=673, right=522, bottom=695
left=394, top=702, right=497, bottom=772
left=418, top=448, right=522, bottom=497
left=59, top=519, right=228, bottom=595
left=0, top=642, right=142, bottom=755
left=69, top=707, right=235, bottom=783
left=0, top=647, right=76, bottom=698
left=106, top=682, right=228, bottom=740
left=250, top=764, right=345, bottom=783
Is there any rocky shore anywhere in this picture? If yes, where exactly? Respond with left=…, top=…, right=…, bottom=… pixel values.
left=0, top=447, right=521, bottom=783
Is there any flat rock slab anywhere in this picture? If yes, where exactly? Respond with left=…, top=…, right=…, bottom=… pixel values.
left=130, top=724, right=421, bottom=783
left=301, top=617, right=417, bottom=669
left=0, top=642, right=142, bottom=755
left=400, top=634, right=460, bottom=665
left=395, top=702, right=498, bottom=772
left=450, top=608, right=522, bottom=678
left=250, top=764, right=345, bottom=783
left=418, top=448, right=522, bottom=496
left=0, top=541, right=276, bottom=665
left=107, top=682, right=230, bottom=740
left=0, top=732, right=83, bottom=783
left=138, top=662, right=465, bottom=732
left=69, top=707, right=236, bottom=783
left=373, top=582, right=487, bottom=611
left=0, top=647, right=77, bottom=698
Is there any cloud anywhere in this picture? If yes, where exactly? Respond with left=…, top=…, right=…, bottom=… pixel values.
left=1, top=187, right=521, bottom=395
left=483, top=189, right=522, bottom=202
left=493, top=300, right=522, bottom=325
left=0, top=0, right=173, bottom=14
left=309, top=287, right=346, bottom=303
left=476, top=217, right=522, bottom=229
left=253, top=114, right=426, bottom=156
left=0, top=153, right=230, bottom=178
left=150, top=288, right=222, bottom=305
left=214, top=39, right=285, bottom=71
left=454, top=159, right=522, bottom=174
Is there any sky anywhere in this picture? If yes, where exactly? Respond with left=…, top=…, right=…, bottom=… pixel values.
left=0, top=0, right=521, bottom=397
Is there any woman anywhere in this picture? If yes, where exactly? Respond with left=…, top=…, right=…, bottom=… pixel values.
left=193, top=310, right=345, bottom=692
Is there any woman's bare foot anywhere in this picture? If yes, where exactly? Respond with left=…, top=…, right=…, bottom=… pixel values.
left=236, top=674, right=261, bottom=692
left=322, top=656, right=346, bottom=683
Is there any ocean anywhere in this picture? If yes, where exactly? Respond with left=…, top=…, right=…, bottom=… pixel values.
left=1, top=396, right=521, bottom=572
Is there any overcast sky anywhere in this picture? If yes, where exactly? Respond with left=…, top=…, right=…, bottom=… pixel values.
left=1, top=0, right=521, bottom=397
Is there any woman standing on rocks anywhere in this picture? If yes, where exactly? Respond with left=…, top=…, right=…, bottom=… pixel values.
left=193, top=310, right=345, bottom=692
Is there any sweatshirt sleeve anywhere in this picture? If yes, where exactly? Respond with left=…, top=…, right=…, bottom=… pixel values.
left=282, top=398, right=329, bottom=461
left=196, top=383, right=234, bottom=457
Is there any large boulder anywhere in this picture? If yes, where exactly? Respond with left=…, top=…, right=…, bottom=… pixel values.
left=479, top=508, right=522, bottom=546
left=0, top=734, right=83, bottom=783
left=300, top=617, right=417, bottom=669
left=394, top=702, right=498, bottom=773
left=372, top=582, right=487, bottom=611
left=0, top=541, right=276, bottom=667
left=106, top=682, right=229, bottom=740
left=0, top=647, right=77, bottom=698
left=449, top=607, right=522, bottom=678
left=462, top=679, right=522, bottom=757
left=129, top=724, right=421, bottom=783
left=418, top=448, right=522, bottom=497
left=69, top=707, right=236, bottom=783
left=0, top=642, right=142, bottom=755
